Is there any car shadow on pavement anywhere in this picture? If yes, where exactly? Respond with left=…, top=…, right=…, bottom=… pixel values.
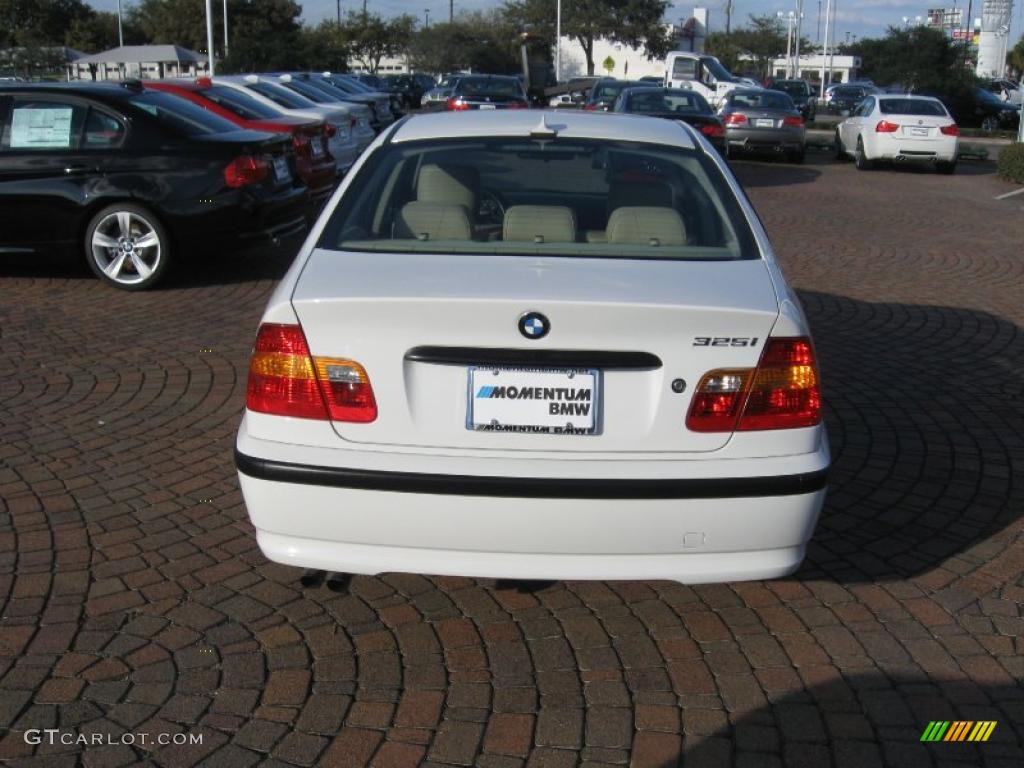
left=792, top=290, right=1023, bottom=586
left=730, top=161, right=822, bottom=188
left=670, top=673, right=1023, bottom=767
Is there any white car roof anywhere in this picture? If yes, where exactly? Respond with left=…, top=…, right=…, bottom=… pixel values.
left=390, top=110, right=697, bottom=150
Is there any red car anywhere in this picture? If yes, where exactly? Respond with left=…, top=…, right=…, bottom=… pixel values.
left=146, top=78, right=337, bottom=204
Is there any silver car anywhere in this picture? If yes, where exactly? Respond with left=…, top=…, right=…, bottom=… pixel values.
left=719, top=88, right=806, bottom=163
left=421, top=75, right=462, bottom=110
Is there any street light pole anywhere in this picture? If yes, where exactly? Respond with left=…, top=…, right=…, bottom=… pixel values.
left=819, top=0, right=831, bottom=98
left=205, top=0, right=215, bottom=76
left=223, top=0, right=229, bottom=58
left=424, top=8, right=429, bottom=28
left=555, top=0, right=561, bottom=82
left=117, top=0, right=124, bottom=46
left=794, top=0, right=804, bottom=78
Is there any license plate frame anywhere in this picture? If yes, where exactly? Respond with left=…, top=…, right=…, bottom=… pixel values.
left=908, top=126, right=929, bottom=137
left=479, top=104, right=497, bottom=110
left=310, top=140, right=324, bottom=158
left=467, top=366, right=601, bottom=435
left=754, top=118, right=775, bottom=128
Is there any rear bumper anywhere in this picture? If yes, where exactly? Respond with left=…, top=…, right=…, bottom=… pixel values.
left=868, top=135, right=957, bottom=162
left=726, top=128, right=805, bottom=152
left=235, top=431, right=829, bottom=584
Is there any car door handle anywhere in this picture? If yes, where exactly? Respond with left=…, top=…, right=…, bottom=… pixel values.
left=63, top=164, right=89, bottom=175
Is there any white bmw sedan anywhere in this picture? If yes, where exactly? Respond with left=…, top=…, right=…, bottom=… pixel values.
left=834, top=94, right=959, bottom=173
left=235, top=110, right=830, bottom=585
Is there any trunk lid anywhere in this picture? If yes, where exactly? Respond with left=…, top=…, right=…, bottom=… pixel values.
left=291, top=250, right=780, bottom=454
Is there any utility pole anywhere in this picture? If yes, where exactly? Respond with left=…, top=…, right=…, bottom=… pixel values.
left=816, top=0, right=821, bottom=44
left=725, top=0, right=733, bottom=34
left=819, top=0, right=830, bottom=98
left=449, top=0, right=453, bottom=22
left=424, top=8, right=429, bottom=27
left=555, top=0, right=561, bottom=82
left=205, top=0, right=215, bottom=76
left=223, top=0, right=229, bottom=58
left=117, top=0, right=123, bottom=46
left=336, top=0, right=341, bottom=24
left=794, top=0, right=804, bottom=78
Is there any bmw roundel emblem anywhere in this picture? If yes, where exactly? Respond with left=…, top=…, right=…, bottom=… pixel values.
left=518, top=312, right=550, bottom=340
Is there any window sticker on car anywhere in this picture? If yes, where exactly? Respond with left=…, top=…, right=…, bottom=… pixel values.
left=10, top=107, right=73, bottom=149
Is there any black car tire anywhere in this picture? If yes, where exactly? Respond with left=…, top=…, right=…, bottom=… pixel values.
left=937, top=161, right=957, bottom=175
left=854, top=138, right=873, bottom=170
left=834, top=131, right=846, bottom=160
left=85, top=203, right=170, bottom=291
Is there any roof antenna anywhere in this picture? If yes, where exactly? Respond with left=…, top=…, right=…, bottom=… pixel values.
left=530, top=113, right=562, bottom=140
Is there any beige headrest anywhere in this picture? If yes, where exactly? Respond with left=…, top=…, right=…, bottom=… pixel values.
left=416, top=164, right=479, bottom=210
left=606, top=206, right=687, bottom=246
left=503, top=205, right=576, bottom=243
left=396, top=202, right=472, bottom=241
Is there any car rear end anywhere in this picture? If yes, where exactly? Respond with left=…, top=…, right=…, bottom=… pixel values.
left=235, top=112, right=828, bottom=585
left=721, top=91, right=806, bottom=158
left=446, top=77, right=529, bottom=111
left=866, top=97, right=958, bottom=165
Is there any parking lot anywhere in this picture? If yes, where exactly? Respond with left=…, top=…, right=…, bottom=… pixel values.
left=0, top=153, right=1021, bottom=767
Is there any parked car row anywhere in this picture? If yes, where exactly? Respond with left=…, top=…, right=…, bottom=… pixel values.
left=0, top=72, right=402, bottom=290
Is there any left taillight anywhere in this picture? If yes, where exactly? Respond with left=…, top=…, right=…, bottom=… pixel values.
left=700, top=122, right=725, bottom=138
left=247, top=323, right=377, bottom=423
left=686, top=337, right=821, bottom=432
left=875, top=120, right=899, bottom=133
left=224, top=155, right=269, bottom=188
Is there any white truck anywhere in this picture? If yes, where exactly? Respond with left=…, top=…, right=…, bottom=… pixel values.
left=664, top=52, right=745, bottom=107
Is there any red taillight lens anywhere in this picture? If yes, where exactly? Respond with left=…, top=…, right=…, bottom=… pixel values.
left=247, top=324, right=328, bottom=419
left=685, top=338, right=821, bottom=432
left=782, top=115, right=804, bottom=127
left=224, top=155, right=269, bottom=188
left=700, top=122, right=725, bottom=138
left=446, top=97, right=470, bottom=111
left=940, top=123, right=959, bottom=136
left=724, top=113, right=747, bottom=125
left=292, top=134, right=311, bottom=155
left=875, top=120, right=899, bottom=133
left=506, top=101, right=529, bottom=109
left=737, top=338, right=820, bottom=430
left=323, top=122, right=336, bottom=137
left=584, top=103, right=598, bottom=111
left=246, top=324, right=377, bottom=422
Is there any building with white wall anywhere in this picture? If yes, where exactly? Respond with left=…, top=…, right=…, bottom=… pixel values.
left=71, top=45, right=208, bottom=81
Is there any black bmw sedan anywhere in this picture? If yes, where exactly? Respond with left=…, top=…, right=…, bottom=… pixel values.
left=611, top=87, right=726, bottom=154
left=0, top=81, right=309, bottom=290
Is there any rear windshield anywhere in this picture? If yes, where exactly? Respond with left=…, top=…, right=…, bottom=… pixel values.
left=878, top=98, right=947, bottom=116
left=245, top=81, right=316, bottom=109
left=319, top=137, right=756, bottom=261
left=200, top=85, right=281, bottom=120
left=627, top=89, right=710, bottom=113
left=728, top=91, right=795, bottom=111
left=128, top=91, right=238, bottom=135
left=456, top=78, right=523, bottom=100
left=279, top=79, right=333, bottom=103
left=774, top=81, right=809, bottom=96
left=592, top=81, right=634, bottom=101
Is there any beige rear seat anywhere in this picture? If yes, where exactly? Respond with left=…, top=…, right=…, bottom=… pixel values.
left=503, top=205, right=577, bottom=243
left=395, top=202, right=472, bottom=241
left=606, top=206, right=687, bottom=247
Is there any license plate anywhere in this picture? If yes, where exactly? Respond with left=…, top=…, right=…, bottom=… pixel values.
left=755, top=118, right=775, bottom=128
left=468, top=367, right=600, bottom=435
left=909, top=126, right=929, bottom=137
left=272, top=156, right=291, bottom=182
left=479, top=104, right=497, bottom=110
left=311, top=140, right=324, bottom=158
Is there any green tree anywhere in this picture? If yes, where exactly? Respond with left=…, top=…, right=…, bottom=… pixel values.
left=65, top=11, right=142, bottom=51
left=845, top=26, right=972, bottom=92
left=407, top=10, right=522, bottom=75
left=503, top=0, right=672, bottom=77
left=0, top=0, right=96, bottom=48
left=1006, top=36, right=1024, bottom=76
left=339, top=11, right=415, bottom=73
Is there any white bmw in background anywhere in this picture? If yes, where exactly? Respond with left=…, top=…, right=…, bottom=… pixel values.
left=835, top=94, right=959, bottom=174
left=235, top=110, right=830, bottom=585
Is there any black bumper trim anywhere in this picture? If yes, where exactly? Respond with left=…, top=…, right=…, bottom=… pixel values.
left=235, top=449, right=829, bottom=500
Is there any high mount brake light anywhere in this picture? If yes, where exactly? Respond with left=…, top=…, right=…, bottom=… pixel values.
left=686, top=338, right=821, bottom=432
left=246, top=324, right=377, bottom=422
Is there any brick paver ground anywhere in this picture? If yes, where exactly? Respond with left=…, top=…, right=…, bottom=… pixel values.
left=0, top=152, right=1022, bottom=767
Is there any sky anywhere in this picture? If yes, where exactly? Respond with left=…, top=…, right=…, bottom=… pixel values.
left=88, top=0, right=1024, bottom=50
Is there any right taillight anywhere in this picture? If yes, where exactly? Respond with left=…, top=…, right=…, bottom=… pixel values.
left=224, top=155, right=269, bottom=188
left=247, top=323, right=377, bottom=422
left=686, top=337, right=821, bottom=433
left=323, top=122, right=337, bottom=137
left=724, top=113, right=747, bottom=125
left=446, top=96, right=470, bottom=111
left=940, top=123, right=959, bottom=136
left=875, top=120, right=899, bottom=133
